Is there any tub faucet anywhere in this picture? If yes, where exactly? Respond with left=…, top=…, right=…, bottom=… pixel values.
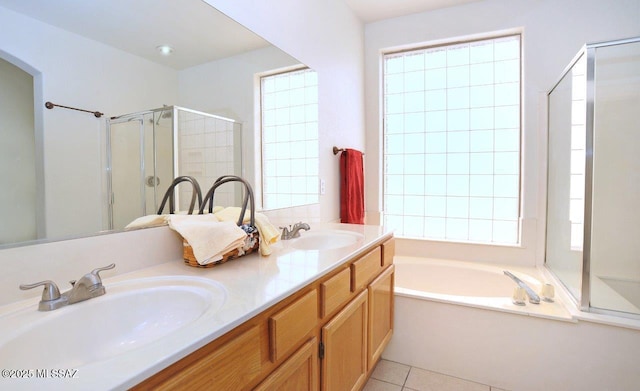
left=503, top=271, right=540, bottom=304
left=20, top=263, right=116, bottom=311
left=280, top=222, right=311, bottom=240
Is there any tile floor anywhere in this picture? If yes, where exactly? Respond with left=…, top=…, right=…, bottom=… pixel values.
left=364, top=359, right=508, bottom=391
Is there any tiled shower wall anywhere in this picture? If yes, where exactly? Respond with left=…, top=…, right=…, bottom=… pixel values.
left=178, top=109, right=242, bottom=210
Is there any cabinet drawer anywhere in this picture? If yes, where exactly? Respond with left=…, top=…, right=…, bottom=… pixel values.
left=351, top=247, right=382, bottom=292
left=320, top=268, right=351, bottom=318
left=269, top=289, right=318, bottom=363
left=136, top=324, right=263, bottom=390
left=382, top=238, right=395, bottom=267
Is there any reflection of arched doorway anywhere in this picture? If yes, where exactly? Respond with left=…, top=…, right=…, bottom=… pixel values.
left=0, top=57, right=36, bottom=244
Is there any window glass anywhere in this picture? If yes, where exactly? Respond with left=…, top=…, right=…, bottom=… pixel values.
left=383, top=35, right=521, bottom=244
left=261, top=69, right=318, bottom=210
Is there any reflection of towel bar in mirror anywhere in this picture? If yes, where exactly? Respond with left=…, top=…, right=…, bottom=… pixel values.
left=333, top=146, right=364, bottom=155
left=45, top=101, right=104, bottom=118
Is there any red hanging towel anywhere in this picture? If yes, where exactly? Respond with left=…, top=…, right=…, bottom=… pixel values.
left=340, top=148, right=364, bottom=224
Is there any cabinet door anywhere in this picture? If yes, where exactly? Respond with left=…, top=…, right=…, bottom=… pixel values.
left=321, top=290, right=368, bottom=391
left=368, top=265, right=394, bottom=371
left=255, top=337, right=318, bottom=391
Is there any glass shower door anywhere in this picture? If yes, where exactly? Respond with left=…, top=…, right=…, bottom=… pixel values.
left=546, top=52, right=587, bottom=304
left=589, top=40, right=640, bottom=314
left=109, top=116, right=146, bottom=230
left=108, top=111, right=174, bottom=230
left=147, top=109, right=175, bottom=215
left=547, top=37, right=640, bottom=317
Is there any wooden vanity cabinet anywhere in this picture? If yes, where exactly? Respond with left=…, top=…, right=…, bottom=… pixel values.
left=133, top=237, right=395, bottom=391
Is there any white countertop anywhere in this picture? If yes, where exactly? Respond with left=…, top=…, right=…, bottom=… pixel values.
left=0, top=223, right=392, bottom=391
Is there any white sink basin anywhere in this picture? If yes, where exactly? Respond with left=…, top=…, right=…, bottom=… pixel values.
left=0, top=276, right=226, bottom=369
left=291, top=230, right=364, bottom=250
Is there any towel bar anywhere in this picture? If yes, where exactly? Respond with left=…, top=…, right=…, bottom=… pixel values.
left=333, top=146, right=364, bottom=155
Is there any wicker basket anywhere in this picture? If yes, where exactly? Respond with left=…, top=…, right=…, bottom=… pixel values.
left=183, top=230, right=259, bottom=268
left=183, top=175, right=258, bottom=268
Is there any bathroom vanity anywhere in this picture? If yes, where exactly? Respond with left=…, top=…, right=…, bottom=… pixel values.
left=0, top=224, right=393, bottom=391
left=133, top=232, right=395, bottom=390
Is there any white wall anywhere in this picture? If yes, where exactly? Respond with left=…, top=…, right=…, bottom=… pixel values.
left=0, top=58, right=35, bottom=244
left=178, top=45, right=299, bottom=202
left=205, top=0, right=365, bottom=223
left=364, top=0, right=640, bottom=265
left=0, top=6, right=178, bottom=240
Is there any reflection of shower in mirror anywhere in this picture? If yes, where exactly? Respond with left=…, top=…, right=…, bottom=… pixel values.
left=153, top=105, right=173, bottom=125
left=107, top=106, right=243, bottom=231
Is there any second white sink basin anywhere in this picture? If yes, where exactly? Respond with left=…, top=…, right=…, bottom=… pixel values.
left=0, top=276, right=227, bottom=369
left=291, top=230, right=364, bottom=250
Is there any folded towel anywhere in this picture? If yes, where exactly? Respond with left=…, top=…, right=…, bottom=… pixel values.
left=125, top=209, right=212, bottom=230
left=168, top=214, right=247, bottom=265
left=125, top=214, right=169, bottom=230
left=214, top=207, right=280, bottom=256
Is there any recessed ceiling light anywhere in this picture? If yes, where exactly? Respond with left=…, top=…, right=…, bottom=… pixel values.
left=156, top=45, right=174, bottom=56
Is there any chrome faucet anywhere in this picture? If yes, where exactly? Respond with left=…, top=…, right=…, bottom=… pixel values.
left=20, top=263, right=116, bottom=311
left=280, top=222, right=311, bottom=240
left=503, top=270, right=540, bottom=304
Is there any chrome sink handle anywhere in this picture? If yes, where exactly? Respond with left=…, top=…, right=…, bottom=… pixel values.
left=20, top=280, right=61, bottom=300
left=70, top=263, right=115, bottom=300
left=86, top=263, right=116, bottom=286
left=279, top=225, right=292, bottom=240
left=19, top=280, right=68, bottom=311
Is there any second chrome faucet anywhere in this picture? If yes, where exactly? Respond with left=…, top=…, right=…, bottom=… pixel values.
left=20, top=263, right=116, bottom=311
left=280, top=222, right=310, bottom=240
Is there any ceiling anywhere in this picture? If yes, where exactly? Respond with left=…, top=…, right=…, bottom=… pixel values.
left=0, top=0, right=270, bottom=70
left=0, top=0, right=484, bottom=70
left=344, top=0, right=484, bottom=23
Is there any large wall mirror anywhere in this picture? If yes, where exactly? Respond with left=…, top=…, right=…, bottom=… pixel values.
left=0, top=0, right=310, bottom=249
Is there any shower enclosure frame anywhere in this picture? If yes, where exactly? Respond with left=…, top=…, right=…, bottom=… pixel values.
left=545, top=36, right=640, bottom=317
left=106, top=105, right=242, bottom=231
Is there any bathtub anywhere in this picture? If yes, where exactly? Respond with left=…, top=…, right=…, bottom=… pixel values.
left=384, top=256, right=640, bottom=391
left=392, top=256, right=570, bottom=319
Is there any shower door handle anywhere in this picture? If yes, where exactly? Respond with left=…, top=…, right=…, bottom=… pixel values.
left=145, top=175, right=160, bottom=187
